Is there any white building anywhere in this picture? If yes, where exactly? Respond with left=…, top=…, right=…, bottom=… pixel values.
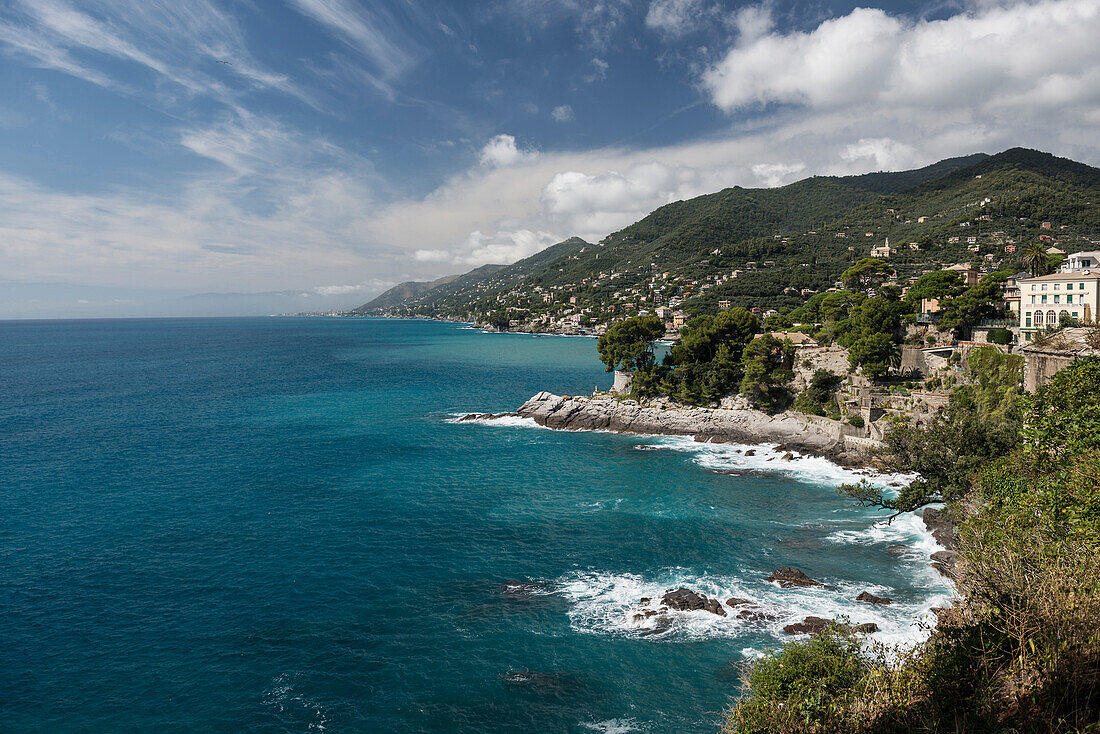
left=1018, top=271, right=1100, bottom=338
left=1060, top=251, right=1100, bottom=273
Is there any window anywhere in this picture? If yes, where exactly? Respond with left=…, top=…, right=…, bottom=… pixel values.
left=1068, top=283, right=1074, bottom=290
left=1082, top=283, right=1087, bottom=290
left=1042, top=295, right=1048, bottom=304
left=1035, top=311, right=1044, bottom=325
left=1073, top=312, right=1079, bottom=319
left=1055, top=295, right=1060, bottom=303
left=1048, top=310, right=1057, bottom=324
left=1031, top=285, right=1036, bottom=291
left=1031, top=295, right=1037, bottom=304
left=1054, top=283, right=1060, bottom=290
left=1059, top=310, right=1070, bottom=324
left=1042, top=284, right=1048, bottom=290
left=1026, top=315, right=1032, bottom=328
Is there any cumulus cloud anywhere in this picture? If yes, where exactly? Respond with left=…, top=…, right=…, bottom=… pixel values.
left=479, top=134, right=538, bottom=168
left=704, top=0, right=1100, bottom=114
left=414, top=249, right=451, bottom=262
left=551, top=104, right=576, bottom=122
left=456, top=229, right=560, bottom=266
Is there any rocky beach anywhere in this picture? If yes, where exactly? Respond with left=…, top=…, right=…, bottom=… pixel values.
left=462, top=391, right=881, bottom=467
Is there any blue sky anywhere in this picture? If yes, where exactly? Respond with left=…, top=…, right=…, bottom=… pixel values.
left=1, top=0, right=1098, bottom=317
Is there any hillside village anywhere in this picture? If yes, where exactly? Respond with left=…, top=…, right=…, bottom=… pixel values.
left=353, top=150, right=1100, bottom=425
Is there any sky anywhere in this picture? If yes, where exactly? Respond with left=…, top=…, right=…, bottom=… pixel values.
left=1, top=0, right=1098, bottom=317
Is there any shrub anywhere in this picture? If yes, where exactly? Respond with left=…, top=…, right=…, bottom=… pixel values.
left=986, top=328, right=1013, bottom=345
left=724, top=628, right=869, bottom=734
left=848, top=415, right=865, bottom=427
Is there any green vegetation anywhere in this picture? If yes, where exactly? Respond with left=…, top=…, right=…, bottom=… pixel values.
left=635, top=308, right=760, bottom=404
left=725, top=357, right=1100, bottom=733
left=353, top=148, right=1100, bottom=327
left=595, top=314, right=665, bottom=372
left=793, top=370, right=843, bottom=416
left=739, top=335, right=797, bottom=411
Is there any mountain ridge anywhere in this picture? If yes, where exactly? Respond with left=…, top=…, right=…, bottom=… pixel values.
left=354, top=148, right=1100, bottom=321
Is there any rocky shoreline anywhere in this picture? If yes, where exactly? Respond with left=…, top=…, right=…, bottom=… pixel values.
left=461, top=391, right=883, bottom=468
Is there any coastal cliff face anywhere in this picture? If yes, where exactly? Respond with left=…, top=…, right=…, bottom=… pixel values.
left=515, top=392, right=876, bottom=465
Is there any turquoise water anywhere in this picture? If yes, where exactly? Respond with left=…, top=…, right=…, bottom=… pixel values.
left=0, top=318, right=949, bottom=732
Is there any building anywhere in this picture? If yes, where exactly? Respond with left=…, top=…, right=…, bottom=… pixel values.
left=945, top=263, right=981, bottom=287
left=1060, top=250, right=1100, bottom=272
left=1018, top=272, right=1100, bottom=339
left=768, top=331, right=819, bottom=348
left=1002, top=273, right=1029, bottom=314
left=717, top=300, right=731, bottom=310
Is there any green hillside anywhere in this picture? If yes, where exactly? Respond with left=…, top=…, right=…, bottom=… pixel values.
left=354, top=148, right=1100, bottom=324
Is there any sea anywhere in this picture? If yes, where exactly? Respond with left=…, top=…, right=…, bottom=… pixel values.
left=0, top=317, right=951, bottom=733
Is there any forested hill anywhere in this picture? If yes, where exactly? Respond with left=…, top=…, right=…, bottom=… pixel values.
left=353, top=148, right=1100, bottom=321
left=353, top=263, right=505, bottom=312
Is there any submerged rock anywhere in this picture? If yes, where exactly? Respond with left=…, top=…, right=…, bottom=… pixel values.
left=856, top=591, right=893, bottom=605
left=766, top=567, right=824, bottom=588
left=661, top=587, right=727, bottom=616
left=500, top=670, right=579, bottom=691
left=458, top=412, right=517, bottom=422
left=724, top=597, right=752, bottom=608
left=499, top=580, right=552, bottom=601
left=737, top=608, right=781, bottom=623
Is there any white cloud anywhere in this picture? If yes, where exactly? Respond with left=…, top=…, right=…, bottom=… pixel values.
left=479, top=134, right=538, bottom=168
left=286, top=0, right=413, bottom=79
left=552, top=104, right=575, bottom=122
left=584, top=57, right=609, bottom=82
left=456, top=229, right=560, bottom=266
left=313, top=279, right=395, bottom=296
left=646, top=0, right=709, bottom=37
left=414, top=249, right=452, bottom=262
left=704, top=0, right=1100, bottom=114
left=840, top=138, right=921, bottom=172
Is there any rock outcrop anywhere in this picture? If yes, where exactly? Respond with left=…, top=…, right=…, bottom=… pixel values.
left=921, top=508, right=958, bottom=550
left=661, top=587, right=726, bottom=616
left=514, top=392, right=878, bottom=465
left=856, top=591, right=893, bottom=605
left=766, top=567, right=824, bottom=588
left=783, top=616, right=879, bottom=635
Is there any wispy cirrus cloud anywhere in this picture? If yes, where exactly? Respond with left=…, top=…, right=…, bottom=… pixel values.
left=287, top=0, right=415, bottom=80
left=0, top=0, right=321, bottom=110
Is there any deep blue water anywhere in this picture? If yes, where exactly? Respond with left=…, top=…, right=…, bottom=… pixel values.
left=0, top=318, right=949, bottom=733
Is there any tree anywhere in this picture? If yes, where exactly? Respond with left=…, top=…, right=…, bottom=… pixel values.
left=487, top=310, right=511, bottom=330
left=847, top=332, right=901, bottom=380
left=841, top=258, right=891, bottom=293
left=1021, top=356, right=1100, bottom=472
left=1022, top=242, right=1048, bottom=277
left=595, top=314, right=666, bottom=373
left=905, top=270, right=964, bottom=304
left=739, top=335, right=796, bottom=411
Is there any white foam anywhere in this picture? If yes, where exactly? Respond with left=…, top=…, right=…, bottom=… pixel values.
left=553, top=564, right=951, bottom=652
left=580, top=719, right=643, bottom=733
left=642, top=435, right=915, bottom=490
left=445, top=413, right=551, bottom=430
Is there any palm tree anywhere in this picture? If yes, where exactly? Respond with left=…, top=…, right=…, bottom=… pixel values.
left=1023, top=243, right=1047, bottom=277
